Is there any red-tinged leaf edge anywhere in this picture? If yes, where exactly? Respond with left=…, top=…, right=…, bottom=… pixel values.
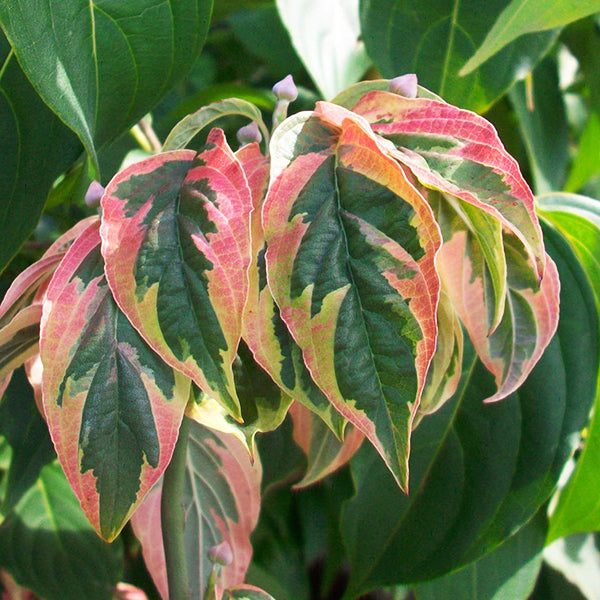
left=40, top=220, right=191, bottom=540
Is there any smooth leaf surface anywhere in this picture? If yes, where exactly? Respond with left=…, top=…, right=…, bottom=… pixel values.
left=359, top=0, right=558, bottom=112
left=0, top=31, right=81, bottom=273
left=289, top=402, right=363, bottom=489
left=264, top=109, right=442, bottom=489
left=564, top=111, right=600, bottom=194
left=40, top=221, right=191, bottom=540
left=461, top=0, right=600, bottom=75
left=0, top=368, right=55, bottom=517
left=508, top=56, right=568, bottom=194
left=341, top=223, right=597, bottom=595
left=276, top=0, right=371, bottom=99
left=218, top=586, right=276, bottom=600
left=163, top=99, right=270, bottom=152
left=538, top=194, right=600, bottom=542
left=0, top=0, right=213, bottom=169
left=101, top=133, right=253, bottom=420
left=0, top=461, right=123, bottom=600
left=414, top=511, right=546, bottom=600
left=131, top=420, right=262, bottom=600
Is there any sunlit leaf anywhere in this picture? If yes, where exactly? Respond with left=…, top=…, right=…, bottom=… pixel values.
left=101, top=131, right=253, bottom=420
left=264, top=108, right=442, bottom=489
left=40, top=221, right=191, bottom=540
left=0, top=0, right=214, bottom=169
left=461, top=0, right=600, bottom=75
left=131, top=421, right=262, bottom=600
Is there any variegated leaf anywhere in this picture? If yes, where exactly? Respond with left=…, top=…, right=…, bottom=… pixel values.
left=131, top=420, right=262, bottom=600
left=347, top=90, right=546, bottom=280
left=436, top=200, right=560, bottom=402
left=264, top=110, right=442, bottom=489
left=101, top=130, right=253, bottom=421
left=289, top=401, right=364, bottom=489
left=237, top=142, right=346, bottom=437
left=40, top=221, right=191, bottom=540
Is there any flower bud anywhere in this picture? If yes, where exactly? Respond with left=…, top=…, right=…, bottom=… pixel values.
left=272, top=74, right=298, bottom=102
left=84, top=180, right=105, bottom=208
left=389, top=74, right=418, bottom=99
left=236, top=121, right=263, bottom=146
left=207, top=541, right=233, bottom=566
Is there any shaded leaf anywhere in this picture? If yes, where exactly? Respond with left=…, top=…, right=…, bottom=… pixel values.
left=101, top=133, right=253, bottom=420
left=414, top=511, right=546, bottom=600
left=341, top=222, right=596, bottom=595
left=0, top=461, right=123, bottom=600
left=289, top=402, right=364, bottom=489
left=0, top=31, right=81, bottom=273
left=0, top=0, right=213, bottom=169
left=276, top=0, right=371, bottom=99
left=461, top=0, right=600, bottom=75
left=218, top=586, right=276, bottom=600
left=359, top=0, right=558, bottom=112
left=508, top=55, right=569, bottom=194
left=537, top=194, right=600, bottom=542
left=564, top=112, right=600, bottom=193
left=40, top=221, right=191, bottom=540
left=131, top=421, right=262, bottom=600
left=264, top=109, right=442, bottom=489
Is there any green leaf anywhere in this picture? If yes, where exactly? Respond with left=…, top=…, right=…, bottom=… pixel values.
left=508, top=56, right=569, bottom=194
left=0, top=31, right=81, bottom=274
left=414, top=511, right=546, bottom=600
left=341, top=222, right=597, bottom=595
left=40, top=220, right=191, bottom=541
left=461, top=0, right=600, bottom=75
left=537, top=194, right=600, bottom=542
left=102, top=133, right=253, bottom=420
left=564, top=112, right=600, bottom=193
left=0, top=368, right=55, bottom=517
left=276, top=0, right=371, bottom=99
left=0, top=461, right=123, bottom=600
left=220, top=586, right=276, bottom=600
left=264, top=109, right=442, bottom=490
left=359, top=0, right=558, bottom=112
left=0, top=0, right=214, bottom=170
left=131, top=421, right=262, bottom=600
left=163, top=98, right=270, bottom=152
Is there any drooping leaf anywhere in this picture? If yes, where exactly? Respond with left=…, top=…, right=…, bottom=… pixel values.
left=238, top=142, right=345, bottom=436
left=101, top=132, right=253, bottom=420
left=40, top=221, right=191, bottom=541
left=359, top=0, right=558, bottom=113
left=508, top=55, right=569, bottom=194
left=414, top=511, right=546, bottom=600
left=0, top=461, right=123, bottom=600
left=537, top=194, right=600, bottom=542
left=460, top=0, right=600, bottom=75
left=289, top=402, right=364, bottom=489
left=276, top=0, right=371, bottom=99
left=347, top=89, right=546, bottom=279
left=264, top=109, right=442, bottom=489
left=163, top=99, right=270, bottom=152
left=0, top=367, right=55, bottom=517
left=131, top=420, right=262, bottom=600
left=0, top=0, right=214, bottom=169
left=0, top=31, right=81, bottom=274
left=341, top=222, right=597, bottom=595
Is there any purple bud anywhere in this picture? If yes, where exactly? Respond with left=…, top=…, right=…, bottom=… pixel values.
left=272, top=74, right=298, bottom=102
left=389, top=74, right=418, bottom=99
left=236, top=121, right=263, bottom=146
left=84, top=180, right=105, bottom=208
left=207, top=541, right=233, bottom=566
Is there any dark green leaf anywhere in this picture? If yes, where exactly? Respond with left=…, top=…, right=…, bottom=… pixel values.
left=359, top=0, right=558, bottom=112
left=509, top=55, right=568, bottom=194
left=0, top=461, right=123, bottom=600
left=414, top=511, right=546, bottom=600
left=341, top=222, right=597, bottom=595
left=0, top=0, right=214, bottom=170
left=0, top=31, right=81, bottom=273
